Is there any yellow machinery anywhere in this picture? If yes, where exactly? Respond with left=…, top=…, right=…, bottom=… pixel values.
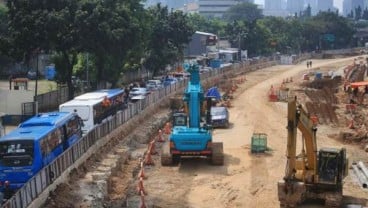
left=278, top=97, right=348, bottom=207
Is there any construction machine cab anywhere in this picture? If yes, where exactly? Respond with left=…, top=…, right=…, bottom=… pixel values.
left=318, top=148, right=347, bottom=186
left=172, top=112, right=187, bottom=127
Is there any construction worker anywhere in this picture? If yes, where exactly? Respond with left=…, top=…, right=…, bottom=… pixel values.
left=102, top=96, right=111, bottom=107
left=3, top=181, right=14, bottom=200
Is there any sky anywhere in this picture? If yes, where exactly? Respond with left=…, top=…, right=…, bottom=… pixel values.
left=254, top=0, right=343, bottom=12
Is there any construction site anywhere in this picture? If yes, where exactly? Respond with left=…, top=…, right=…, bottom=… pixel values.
left=41, top=56, right=368, bottom=208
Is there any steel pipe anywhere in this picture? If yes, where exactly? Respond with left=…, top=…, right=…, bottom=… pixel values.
left=357, top=161, right=368, bottom=179
left=352, top=164, right=368, bottom=188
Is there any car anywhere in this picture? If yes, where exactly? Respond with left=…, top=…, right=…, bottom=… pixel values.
left=210, top=106, right=229, bottom=128
left=163, top=77, right=178, bottom=87
left=27, top=70, right=37, bottom=80
left=130, top=95, right=146, bottom=103
left=146, top=80, right=163, bottom=91
left=129, top=87, right=149, bottom=98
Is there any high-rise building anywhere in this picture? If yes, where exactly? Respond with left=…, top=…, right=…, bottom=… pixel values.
left=342, top=0, right=365, bottom=17
left=305, top=0, right=318, bottom=15
left=265, top=0, right=282, bottom=10
left=343, top=0, right=352, bottom=16
left=263, top=0, right=289, bottom=17
left=198, top=0, right=254, bottom=18
left=287, top=0, right=304, bottom=15
left=317, top=0, right=333, bottom=12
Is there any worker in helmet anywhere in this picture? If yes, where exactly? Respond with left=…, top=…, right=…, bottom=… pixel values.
left=101, top=96, right=111, bottom=107
left=3, top=181, right=14, bottom=200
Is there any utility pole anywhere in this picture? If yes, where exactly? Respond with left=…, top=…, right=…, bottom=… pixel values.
left=86, top=53, right=89, bottom=88
left=34, top=51, right=39, bottom=101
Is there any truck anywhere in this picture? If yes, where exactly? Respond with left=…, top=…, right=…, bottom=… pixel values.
left=161, top=63, right=224, bottom=166
left=277, top=97, right=348, bottom=207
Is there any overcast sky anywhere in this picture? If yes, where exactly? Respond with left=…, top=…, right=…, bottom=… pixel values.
left=254, top=0, right=343, bottom=11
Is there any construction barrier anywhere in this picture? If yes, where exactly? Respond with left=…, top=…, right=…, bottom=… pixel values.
left=268, top=85, right=278, bottom=102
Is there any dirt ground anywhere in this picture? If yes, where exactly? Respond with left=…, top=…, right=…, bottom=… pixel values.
left=45, top=57, right=368, bottom=208
left=125, top=57, right=368, bottom=208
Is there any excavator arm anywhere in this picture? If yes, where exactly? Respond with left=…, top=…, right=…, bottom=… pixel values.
left=285, top=97, right=318, bottom=181
left=279, top=97, right=345, bottom=207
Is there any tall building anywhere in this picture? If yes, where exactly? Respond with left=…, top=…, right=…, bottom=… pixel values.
left=343, top=0, right=352, bottom=16
left=342, top=0, right=365, bottom=17
left=263, top=0, right=289, bottom=17
left=198, top=0, right=254, bottom=18
left=265, top=0, right=282, bottom=10
left=305, top=0, right=318, bottom=15
left=286, top=0, right=304, bottom=15
left=317, top=0, right=333, bottom=12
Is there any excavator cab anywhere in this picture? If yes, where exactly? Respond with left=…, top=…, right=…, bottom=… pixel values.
left=318, top=148, right=347, bottom=186
left=172, top=112, right=187, bottom=127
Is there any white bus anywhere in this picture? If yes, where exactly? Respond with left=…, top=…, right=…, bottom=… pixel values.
left=59, top=89, right=125, bottom=134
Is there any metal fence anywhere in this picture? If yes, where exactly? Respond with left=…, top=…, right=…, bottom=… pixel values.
left=2, top=60, right=279, bottom=208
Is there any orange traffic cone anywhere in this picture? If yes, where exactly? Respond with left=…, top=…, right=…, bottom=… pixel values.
left=144, top=150, right=154, bottom=166
left=136, top=177, right=147, bottom=195
left=137, top=166, right=146, bottom=179
left=149, top=140, right=157, bottom=155
left=157, top=129, right=165, bottom=142
left=164, top=122, right=171, bottom=135
left=139, top=190, right=147, bottom=208
left=348, top=119, right=355, bottom=129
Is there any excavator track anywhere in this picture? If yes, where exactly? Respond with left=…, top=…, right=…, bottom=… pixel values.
left=211, top=142, right=224, bottom=165
left=324, top=192, right=342, bottom=208
left=161, top=142, right=173, bottom=166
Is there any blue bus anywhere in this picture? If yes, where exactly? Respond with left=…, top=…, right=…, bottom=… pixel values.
left=0, top=112, right=83, bottom=194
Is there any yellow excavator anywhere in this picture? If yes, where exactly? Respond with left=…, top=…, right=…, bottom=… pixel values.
left=278, top=97, right=348, bottom=208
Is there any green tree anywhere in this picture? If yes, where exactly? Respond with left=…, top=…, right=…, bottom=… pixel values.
left=144, top=4, right=194, bottom=76
left=223, top=2, right=263, bottom=23
left=302, top=12, right=354, bottom=51
left=76, top=0, right=147, bottom=88
left=188, top=14, right=226, bottom=37
left=225, top=20, right=249, bottom=50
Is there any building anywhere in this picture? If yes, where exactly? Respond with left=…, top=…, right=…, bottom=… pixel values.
left=343, top=0, right=352, bottom=16
left=286, top=0, right=304, bottom=15
left=180, top=2, right=199, bottom=14
left=198, top=0, right=254, bottom=18
left=265, top=0, right=282, bottom=10
left=263, top=0, right=289, bottom=16
left=185, top=31, right=218, bottom=57
left=305, top=0, right=318, bottom=15
left=317, top=0, right=334, bottom=12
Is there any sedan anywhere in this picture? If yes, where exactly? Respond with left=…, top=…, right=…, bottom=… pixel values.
left=210, top=106, right=229, bottom=128
left=129, top=87, right=149, bottom=98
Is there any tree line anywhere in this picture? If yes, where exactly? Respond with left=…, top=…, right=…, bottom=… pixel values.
left=0, top=2, right=357, bottom=98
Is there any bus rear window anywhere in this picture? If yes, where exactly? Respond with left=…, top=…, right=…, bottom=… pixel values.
left=0, top=140, right=34, bottom=167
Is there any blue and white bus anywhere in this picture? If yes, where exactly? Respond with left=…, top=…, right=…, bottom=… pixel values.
left=59, top=88, right=125, bottom=134
left=0, top=112, right=83, bottom=193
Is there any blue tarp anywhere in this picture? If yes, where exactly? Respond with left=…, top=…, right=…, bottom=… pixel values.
left=206, top=87, right=221, bottom=100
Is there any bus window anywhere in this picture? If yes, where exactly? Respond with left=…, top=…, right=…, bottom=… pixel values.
left=66, top=117, right=81, bottom=137
left=40, top=129, right=62, bottom=156
left=0, top=141, right=34, bottom=167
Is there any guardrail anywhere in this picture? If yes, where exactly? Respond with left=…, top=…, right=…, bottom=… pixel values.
left=2, top=60, right=278, bottom=208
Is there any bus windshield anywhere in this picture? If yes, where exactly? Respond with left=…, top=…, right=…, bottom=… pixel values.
left=0, top=140, right=34, bottom=167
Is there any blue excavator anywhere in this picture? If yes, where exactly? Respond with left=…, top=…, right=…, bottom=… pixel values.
left=161, top=63, right=224, bottom=166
